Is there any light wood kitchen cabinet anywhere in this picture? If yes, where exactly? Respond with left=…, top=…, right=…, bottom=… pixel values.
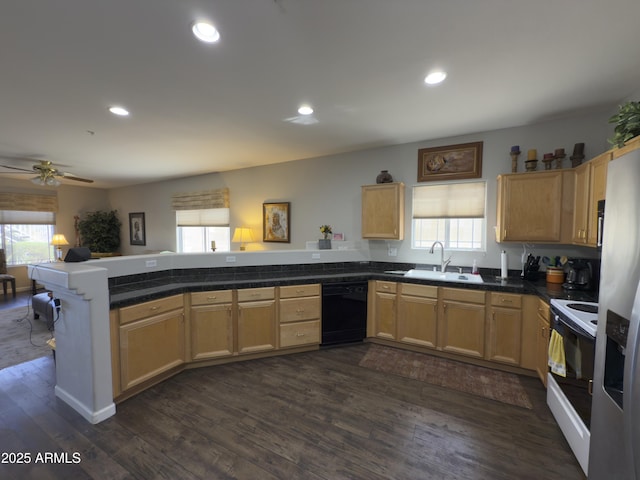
left=237, top=287, right=276, bottom=354
left=496, top=170, right=575, bottom=243
left=397, top=283, right=438, bottom=349
left=572, top=151, right=611, bottom=246
left=190, top=290, right=234, bottom=361
left=361, top=182, right=405, bottom=240
left=439, top=287, right=486, bottom=359
left=535, top=298, right=551, bottom=387
left=279, top=284, right=321, bottom=348
left=572, top=162, right=590, bottom=244
left=373, top=281, right=397, bottom=340
left=118, top=294, right=185, bottom=391
left=586, top=151, right=610, bottom=246
left=486, top=292, right=522, bottom=366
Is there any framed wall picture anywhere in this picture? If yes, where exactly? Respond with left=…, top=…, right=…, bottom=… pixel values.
left=129, top=212, right=146, bottom=246
left=418, top=141, right=483, bottom=182
left=263, top=202, right=290, bottom=243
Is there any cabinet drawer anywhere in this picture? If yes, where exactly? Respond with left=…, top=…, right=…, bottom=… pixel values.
left=280, top=297, right=321, bottom=323
left=537, top=298, right=550, bottom=323
left=400, top=283, right=437, bottom=298
left=237, top=287, right=275, bottom=302
left=280, top=284, right=320, bottom=299
left=491, top=292, right=522, bottom=308
left=191, top=290, right=233, bottom=306
left=119, top=295, right=184, bottom=325
left=376, top=281, right=397, bottom=294
left=441, top=287, right=485, bottom=304
left=280, top=320, right=320, bottom=348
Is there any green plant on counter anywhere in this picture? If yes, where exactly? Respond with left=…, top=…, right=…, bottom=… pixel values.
left=78, top=210, right=122, bottom=253
left=609, top=101, right=640, bottom=148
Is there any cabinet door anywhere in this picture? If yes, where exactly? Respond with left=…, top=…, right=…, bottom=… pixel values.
left=439, top=300, right=485, bottom=359
left=397, top=293, right=438, bottom=349
left=572, top=163, right=590, bottom=244
left=362, top=183, right=404, bottom=240
left=498, top=171, right=564, bottom=242
left=536, top=300, right=550, bottom=387
left=237, top=300, right=276, bottom=354
left=587, top=152, right=610, bottom=246
left=190, top=304, right=233, bottom=361
left=487, top=306, right=522, bottom=365
left=120, top=309, right=185, bottom=391
left=374, top=291, right=397, bottom=340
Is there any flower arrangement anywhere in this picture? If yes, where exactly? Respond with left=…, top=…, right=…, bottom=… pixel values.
left=319, top=225, right=332, bottom=240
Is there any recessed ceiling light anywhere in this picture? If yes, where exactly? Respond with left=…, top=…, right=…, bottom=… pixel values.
left=424, top=71, right=447, bottom=85
left=109, top=106, right=130, bottom=116
left=192, top=22, right=220, bottom=43
left=298, top=105, right=314, bottom=115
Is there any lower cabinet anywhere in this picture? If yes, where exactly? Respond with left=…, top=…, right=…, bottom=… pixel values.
left=397, top=283, right=438, bottom=349
left=439, top=287, right=486, bottom=359
left=373, top=281, right=397, bottom=340
left=118, top=294, right=185, bottom=391
left=487, top=292, right=522, bottom=366
left=279, top=284, right=321, bottom=348
left=237, top=287, right=277, bottom=354
left=535, top=298, right=551, bottom=387
left=190, top=290, right=234, bottom=361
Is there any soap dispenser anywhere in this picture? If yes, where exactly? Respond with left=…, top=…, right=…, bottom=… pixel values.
left=472, top=260, right=479, bottom=275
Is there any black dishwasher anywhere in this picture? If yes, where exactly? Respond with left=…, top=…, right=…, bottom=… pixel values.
left=321, top=282, right=368, bottom=346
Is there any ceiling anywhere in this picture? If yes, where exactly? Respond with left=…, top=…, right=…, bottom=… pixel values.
left=1, top=0, right=639, bottom=189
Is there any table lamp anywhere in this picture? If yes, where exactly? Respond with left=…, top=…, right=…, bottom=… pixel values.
left=231, top=227, right=254, bottom=251
left=51, top=234, right=69, bottom=261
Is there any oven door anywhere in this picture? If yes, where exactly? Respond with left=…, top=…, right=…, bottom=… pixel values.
left=550, top=312, right=596, bottom=429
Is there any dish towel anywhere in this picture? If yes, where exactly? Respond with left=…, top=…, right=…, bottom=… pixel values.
left=548, top=330, right=566, bottom=377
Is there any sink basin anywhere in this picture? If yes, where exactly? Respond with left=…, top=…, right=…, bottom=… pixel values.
left=404, top=269, right=484, bottom=284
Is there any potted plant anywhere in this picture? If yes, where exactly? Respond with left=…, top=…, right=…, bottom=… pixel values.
left=608, top=101, right=640, bottom=148
left=78, top=210, right=122, bottom=255
left=319, top=225, right=332, bottom=249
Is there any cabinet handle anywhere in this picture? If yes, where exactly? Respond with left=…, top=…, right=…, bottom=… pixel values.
left=149, top=306, right=160, bottom=311
left=443, top=303, right=447, bottom=311
left=296, top=308, right=305, bottom=315
left=500, top=298, right=513, bottom=304
left=207, top=295, right=217, bottom=300
left=588, top=379, right=593, bottom=396
left=382, top=285, right=390, bottom=290
left=295, top=332, right=306, bottom=337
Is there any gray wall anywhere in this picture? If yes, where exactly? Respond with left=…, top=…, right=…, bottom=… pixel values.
left=106, top=106, right=615, bottom=272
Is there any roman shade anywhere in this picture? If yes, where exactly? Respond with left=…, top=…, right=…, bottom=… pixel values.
left=412, top=181, right=486, bottom=219
left=171, top=188, right=229, bottom=210
left=0, top=193, right=58, bottom=224
left=172, top=188, right=230, bottom=226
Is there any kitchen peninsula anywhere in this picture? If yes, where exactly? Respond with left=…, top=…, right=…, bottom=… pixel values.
left=29, top=248, right=596, bottom=424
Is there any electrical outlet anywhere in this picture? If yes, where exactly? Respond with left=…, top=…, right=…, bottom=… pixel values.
left=312, top=253, right=321, bottom=259
left=145, top=259, right=157, bottom=267
left=53, top=298, right=61, bottom=313
left=388, top=247, right=398, bottom=257
left=226, top=256, right=236, bottom=263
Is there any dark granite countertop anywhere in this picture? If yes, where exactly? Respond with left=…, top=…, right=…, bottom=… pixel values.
left=108, top=261, right=598, bottom=309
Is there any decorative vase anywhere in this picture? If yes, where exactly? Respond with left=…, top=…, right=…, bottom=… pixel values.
left=376, top=170, right=393, bottom=184
left=318, top=239, right=332, bottom=250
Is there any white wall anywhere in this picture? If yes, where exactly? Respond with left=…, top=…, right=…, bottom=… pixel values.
left=105, top=106, right=615, bottom=271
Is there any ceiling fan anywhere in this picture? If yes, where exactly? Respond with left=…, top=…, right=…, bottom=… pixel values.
left=0, top=158, right=94, bottom=186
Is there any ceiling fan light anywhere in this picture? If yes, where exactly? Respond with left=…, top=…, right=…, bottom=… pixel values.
left=46, top=176, right=60, bottom=186
left=31, top=176, right=45, bottom=186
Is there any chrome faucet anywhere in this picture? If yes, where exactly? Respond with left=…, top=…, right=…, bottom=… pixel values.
left=429, top=241, right=451, bottom=272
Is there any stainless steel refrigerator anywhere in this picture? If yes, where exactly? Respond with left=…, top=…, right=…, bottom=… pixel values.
left=590, top=145, right=640, bottom=479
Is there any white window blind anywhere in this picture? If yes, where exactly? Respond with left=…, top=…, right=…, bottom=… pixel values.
left=412, top=181, right=486, bottom=219
left=171, top=188, right=229, bottom=210
left=176, top=208, right=229, bottom=226
left=0, top=210, right=55, bottom=224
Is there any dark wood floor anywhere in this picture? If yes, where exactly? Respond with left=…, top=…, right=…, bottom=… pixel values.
left=0, top=290, right=33, bottom=311
left=0, top=343, right=585, bottom=480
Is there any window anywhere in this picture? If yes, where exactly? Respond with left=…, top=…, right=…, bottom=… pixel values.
left=0, top=214, right=56, bottom=265
left=412, top=181, right=486, bottom=251
left=176, top=208, right=230, bottom=253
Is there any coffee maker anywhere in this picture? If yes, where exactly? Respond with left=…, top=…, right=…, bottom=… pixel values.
left=563, top=258, right=597, bottom=291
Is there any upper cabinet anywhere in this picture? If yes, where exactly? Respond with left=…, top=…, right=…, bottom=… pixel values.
left=361, top=182, right=405, bottom=240
left=496, top=170, right=575, bottom=243
left=572, top=151, right=611, bottom=246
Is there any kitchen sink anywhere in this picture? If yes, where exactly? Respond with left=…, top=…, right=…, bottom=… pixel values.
left=404, top=269, right=484, bottom=284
